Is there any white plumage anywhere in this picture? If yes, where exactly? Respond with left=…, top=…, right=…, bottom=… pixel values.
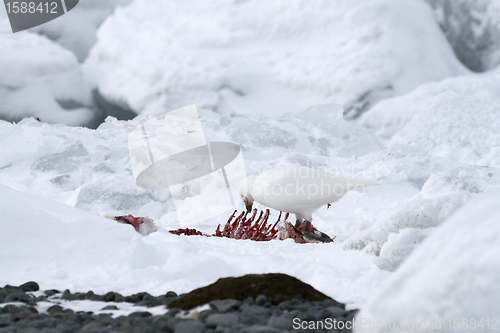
left=239, top=166, right=379, bottom=240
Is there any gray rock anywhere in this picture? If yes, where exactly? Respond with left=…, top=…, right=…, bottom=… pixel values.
left=165, top=291, right=177, bottom=298
left=128, top=312, right=152, bottom=319
left=5, top=292, right=32, bottom=304
left=198, top=309, right=213, bottom=321
left=321, top=299, right=343, bottom=308
left=242, top=325, right=281, bottom=333
left=267, top=313, right=293, bottom=330
left=240, top=305, right=271, bottom=325
left=114, top=316, right=131, bottom=327
left=255, top=295, right=267, bottom=306
left=326, top=306, right=348, bottom=318
left=101, top=305, right=118, bottom=311
left=209, top=299, right=241, bottom=313
left=19, top=328, right=42, bottom=333
left=19, top=282, right=39, bottom=292
left=47, top=305, right=63, bottom=315
left=206, top=313, right=238, bottom=328
left=60, top=290, right=76, bottom=301
left=43, top=290, right=59, bottom=297
left=1, top=305, right=21, bottom=314
left=174, top=319, right=204, bottom=333
left=102, top=292, right=124, bottom=303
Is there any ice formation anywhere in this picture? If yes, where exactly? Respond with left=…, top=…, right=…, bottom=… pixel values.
left=83, top=0, right=467, bottom=119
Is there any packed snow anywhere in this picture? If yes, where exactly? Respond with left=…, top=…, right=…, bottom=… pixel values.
left=1, top=0, right=500, bottom=322
left=356, top=190, right=500, bottom=332
left=30, top=0, right=133, bottom=62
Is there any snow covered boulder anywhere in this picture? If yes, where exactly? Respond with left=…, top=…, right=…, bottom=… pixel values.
left=0, top=33, right=97, bottom=127
left=30, top=0, right=133, bottom=62
left=355, top=190, right=500, bottom=333
left=84, top=0, right=466, bottom=119
left=359, top=68, right=500, bottom=149
left=344, top=164, right=500, bottom=271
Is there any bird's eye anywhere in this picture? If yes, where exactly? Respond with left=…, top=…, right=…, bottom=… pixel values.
left=139, top=221, right=143, bottom=224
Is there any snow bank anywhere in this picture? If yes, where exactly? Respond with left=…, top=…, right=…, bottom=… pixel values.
left=0, top=183, right=390, bottom=309
left=0, top=32, right=97, bottom=127
left=84, top=0, right=466, bottom=119
left=359, top=69, right=500, bottom=147
left=344, top=164, right=500, bottom=271
left=0, top=104, right=384, bottom=226
left=356, top=190, right=500, bottom=332
left=30, top=0, right=133, bottom=62
left=425, top=0, right=500, bottom=72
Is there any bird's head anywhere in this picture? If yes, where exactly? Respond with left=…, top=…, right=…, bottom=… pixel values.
left=239, top=175, right=257, bottom=212
left=127, top=216, right=157, bottom=236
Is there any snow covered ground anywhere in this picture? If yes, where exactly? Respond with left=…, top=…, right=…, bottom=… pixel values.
left=1, top=0, right=500, bottom=323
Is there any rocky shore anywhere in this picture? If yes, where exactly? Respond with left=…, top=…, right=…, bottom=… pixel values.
left=0, top=275, right=357, bottom=333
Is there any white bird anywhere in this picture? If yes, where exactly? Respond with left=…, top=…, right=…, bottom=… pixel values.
left=239, top=166, right=379, bottom=242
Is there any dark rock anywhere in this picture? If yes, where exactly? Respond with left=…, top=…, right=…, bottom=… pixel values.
left=84, top=291, right=101, bottom=301
left=128, top=312, right=152, bottom=319
left=267, top=313, right=293, bottom=330
left=255, top=295, right=267, bottom=306
left=125, top=292, right=149, bottom=304
left=166, top=309, right=181, bottom=318
left=44, top=290, right=59, bottom=297
left=35, top=296, right=47, bottom=302
left=243, top=325, right=281, bottom=333
left=198, top=309, right=214, bottom=321
left=11, top=309, right=31, bottom=322
left=326, top=306, right=349, bottom=318
left=114, top=315, right=131, bottom=327
left=322, top=298, right=344, bottom=308
left=5, top=292, right=32, bottom=304
left=167, top=273, right=333, bottom=310
left=47, top=306, right=64, bottom=315
left=102, top=292, right=124, bottom=303
left=19, top=282, right=39, bottom=293
left=19, top=328, right=43, bottom=333
left=165, top=291, right=177, bottom=298
left=209, top=299, right=241, bottom=313
left=0, top=314, right=11, bottom=327
left=137, top=294, right=163, bottom=307
left=1, top=305, right=21, bottom=314
left=173, top=319, right=204, bottom=333
left=240, top=305, right=271, bottom=325
left=101, top=305, right=119, bottom=310
left=60, top=290, right=76, bottom=301
left=206, top=313, right=239, bottom=328
left=243, top=297, right=254, bottom=305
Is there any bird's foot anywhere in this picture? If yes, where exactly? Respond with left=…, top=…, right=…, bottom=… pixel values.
left=295, top=220, right=334, bottom=243
left=301, top=230, right=334, bottom=243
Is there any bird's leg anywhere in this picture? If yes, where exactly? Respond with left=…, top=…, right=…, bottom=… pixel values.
left=304, top=220, right=311, bottom=233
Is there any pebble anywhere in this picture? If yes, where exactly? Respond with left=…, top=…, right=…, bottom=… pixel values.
left=0, top=282, right=357, bottom=332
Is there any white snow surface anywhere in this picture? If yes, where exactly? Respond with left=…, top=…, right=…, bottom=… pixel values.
left=0, top=182, right=390, bottom=310
left=356, top=190, right=500, bottom=332
left=83, top=0, right=467, bottom=119
left=0, top=32, right=96, bottom=126
left=359, top=69, right=500, bottom=162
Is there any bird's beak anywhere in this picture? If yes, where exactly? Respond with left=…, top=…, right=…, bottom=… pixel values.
left=245, top=201, right=253, bottom=212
